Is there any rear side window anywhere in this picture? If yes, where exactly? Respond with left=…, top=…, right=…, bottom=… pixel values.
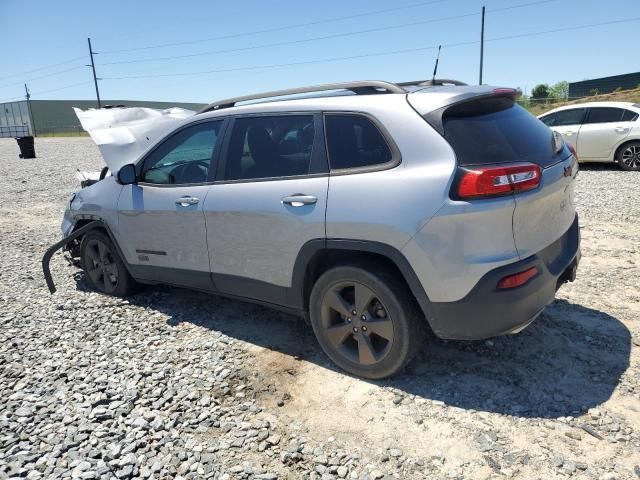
left=622, top=109, right=639, bottom=122
left=540, top=108, right=586, bottom=127
left=224, top=115, right=315, bottom=181
left=324, top=114, right=392, bottom=170
left=584, top=107, right=625, bottom=124
left=442, top=97, right=565, bottom=167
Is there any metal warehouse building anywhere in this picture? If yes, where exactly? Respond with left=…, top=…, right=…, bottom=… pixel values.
left=0, top=99, right=206, bottom=136
left=569, top=71, right=640, bottom=99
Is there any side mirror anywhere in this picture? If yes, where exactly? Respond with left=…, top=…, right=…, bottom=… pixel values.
left=117, top=164, right=137, bottom=185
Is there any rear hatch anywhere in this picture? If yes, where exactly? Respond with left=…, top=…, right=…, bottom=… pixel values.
left=410, top=91, right=577, bottom=259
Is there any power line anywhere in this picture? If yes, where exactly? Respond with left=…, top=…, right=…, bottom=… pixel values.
left=35, top=81, right=94, bottom=96
left=0, top=65, right=87, bottom=90
left=98, top=13, right=478, bottom=66
left=97, top=0, right=556, bottom=67
left=97, top=0, right=449, bottom=55
left=0, top=81, right=93, bottom=103
left=0, top=55, right=85, bottom=82
left=102, top=16, right=639, bottom=81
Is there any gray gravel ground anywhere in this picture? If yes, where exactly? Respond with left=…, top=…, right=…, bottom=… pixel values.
left=0, top=137, right=639, bottom=480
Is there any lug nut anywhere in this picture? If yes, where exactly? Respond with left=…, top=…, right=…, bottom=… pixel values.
left=362, top=326, right=367, bottom=332
left=353, top=327, right=358, bottom=333
left=352, top=309, right=357, bottom=315
left=346, top=317, right=352, bottom=323
left=361, top=315, right=366, bottom=321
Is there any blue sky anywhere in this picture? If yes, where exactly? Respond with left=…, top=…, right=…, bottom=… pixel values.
left=0, top=0, right=637, bottom=103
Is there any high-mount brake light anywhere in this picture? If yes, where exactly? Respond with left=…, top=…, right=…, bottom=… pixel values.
left=457, top=163, right=542, bottom=199
left=492, top=88, right=520, bottom=99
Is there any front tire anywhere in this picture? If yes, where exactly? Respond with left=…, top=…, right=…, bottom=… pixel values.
left=80, top=230, right=137, bottom=297
left=617, top=141, right=640, bottom=171
left=309, top=265, right=425, bottom=379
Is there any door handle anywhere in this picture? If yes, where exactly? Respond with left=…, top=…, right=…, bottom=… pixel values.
left=281, top=194, right=317, bottom=207
left=564, top=131, right=575, bottom=136
left=175, top=196, right=199, bottom=206
left=615, top=127, right=629, bottom=133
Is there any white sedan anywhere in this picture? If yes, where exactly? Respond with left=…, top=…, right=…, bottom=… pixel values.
left=538, top=101, right=640, bottom=171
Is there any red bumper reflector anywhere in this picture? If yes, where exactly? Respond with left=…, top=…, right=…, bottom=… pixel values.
left=497, top=266, right=539, bottom=290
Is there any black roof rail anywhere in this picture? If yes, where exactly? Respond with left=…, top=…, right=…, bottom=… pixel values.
left=397, top=79, right=468, bottom=87
left=198, top=80, right=406, bottom=113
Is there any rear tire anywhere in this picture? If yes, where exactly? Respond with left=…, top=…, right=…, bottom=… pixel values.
left=617, top=141, right=640, bottom=171
left=80, top=230, right=137, bottom=297
left=309, top=264, right=425, bottom=379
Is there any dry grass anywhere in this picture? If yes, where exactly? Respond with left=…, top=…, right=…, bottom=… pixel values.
left=527, top=88, right=640, bottom=116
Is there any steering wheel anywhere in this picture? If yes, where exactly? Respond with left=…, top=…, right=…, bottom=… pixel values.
left=172, top=160, right=209, bottom=183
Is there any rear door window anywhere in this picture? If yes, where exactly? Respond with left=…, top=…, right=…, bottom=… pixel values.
left=584, top=107, right=625, bottom=124
left=324, top=114, right=393, bottom=170
left=442, top=96, right=567, bottom=167
left=540, top=108, right=586, bottom=127
left=622, top=109, right=639, bottom=122
left=223, top=115, right=316, bottom=181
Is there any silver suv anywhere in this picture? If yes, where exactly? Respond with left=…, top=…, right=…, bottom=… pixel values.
left=44, top=80, right=581, bottom=379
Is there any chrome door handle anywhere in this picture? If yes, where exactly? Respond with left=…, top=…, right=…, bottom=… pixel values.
left=175, top=196, right=199, bottom=206
left=281, top=194, right=317, bottom=207
left=615, top=127, right=628, bottom=133
left=564, top=131, right=575, bottom=136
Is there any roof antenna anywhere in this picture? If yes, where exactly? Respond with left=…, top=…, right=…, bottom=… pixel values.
left=432, top=45, right=442, bottom=84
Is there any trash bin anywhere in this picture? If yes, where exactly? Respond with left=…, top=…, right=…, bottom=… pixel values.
left=16, top=136, right=36, bottom=159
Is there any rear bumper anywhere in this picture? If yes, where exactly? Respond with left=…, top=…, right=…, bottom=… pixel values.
left=428, top=214, right=580, bottom=340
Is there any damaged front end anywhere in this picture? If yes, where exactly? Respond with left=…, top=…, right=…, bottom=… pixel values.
left=43, top=105, right=196, bottom=293
left=43, top=220, right=102, bottom=293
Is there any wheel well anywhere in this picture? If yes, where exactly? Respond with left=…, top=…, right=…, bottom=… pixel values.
left=613, top=139, right=639, bottom=162
left=302, top=249, right=420, bottom=313
left=68, top=220, right=108, bottom=256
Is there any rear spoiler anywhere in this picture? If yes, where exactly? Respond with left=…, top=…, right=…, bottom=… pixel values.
left=415, top=87, right=521, bottom=136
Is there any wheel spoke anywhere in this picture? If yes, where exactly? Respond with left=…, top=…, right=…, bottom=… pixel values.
left=97, top=242, right=108, bottom=263
left=325, top=289, right=352, bottom=317
left=104, top=263, right=118, bottom=277
left=325, top=323, right=353, bottom=346
left=87, top=266, right=102, bottom=283
left=366, top=318, right=394, bottom=341
left=354, top=284, right=375, bottom=314
left=86, top=245, right=100, bottom=265
left=103, top=272, right=115, bottom=291
left=356, top=333, right=377, bottom=365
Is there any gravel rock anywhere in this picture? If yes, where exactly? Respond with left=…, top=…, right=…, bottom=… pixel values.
left=0, top=139, right=639, bottom=479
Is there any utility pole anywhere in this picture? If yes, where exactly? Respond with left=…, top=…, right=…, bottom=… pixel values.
left=24, top=83, right=36, bottom=136
left=479, top=5, right=485, bottom=85
left=87, top=37, right=102, bottom=108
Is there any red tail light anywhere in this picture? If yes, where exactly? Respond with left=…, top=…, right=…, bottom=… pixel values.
left=457, top=163, right=541, bottom=199
left=567, top=143, right=578, bottom=161
left=497, top=266, right=539, bottom=290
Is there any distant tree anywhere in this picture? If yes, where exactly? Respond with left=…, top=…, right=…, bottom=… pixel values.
left=549, top=81, right=569, bottom=100
left=531, top=84, right=550, bottom=102
left=590, top=88, right=600, bottom=96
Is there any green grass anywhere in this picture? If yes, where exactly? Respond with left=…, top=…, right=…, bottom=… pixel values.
left=35, top=131, right=89, bottom=138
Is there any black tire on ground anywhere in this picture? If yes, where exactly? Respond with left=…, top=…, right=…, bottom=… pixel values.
left=80, top=230, right=137, bottom=297
left=309, top=264, right=426, bottom=379
left=617, top=141, right=640, bottom=171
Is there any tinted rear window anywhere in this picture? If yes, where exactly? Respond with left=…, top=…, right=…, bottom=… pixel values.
left=325, top=114, right=392, bottom=170
left=584, top=107, right=625, bottom=124
left=442, top=97, right=565, bottom=167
